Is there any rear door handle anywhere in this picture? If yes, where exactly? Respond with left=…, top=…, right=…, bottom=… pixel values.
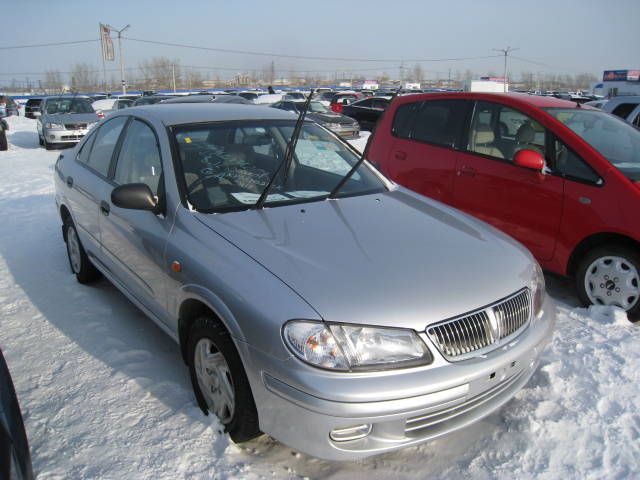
left=458, top=165, right=476, bottom=177
left=100, top=200, right=110, bottom=216
left=394, top=150, right=407, bottom=161
left=66, top=176, right=73, bottom=188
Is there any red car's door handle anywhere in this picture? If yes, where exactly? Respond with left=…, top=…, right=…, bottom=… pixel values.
left=458, top=165, right=476, bottom=177
left=394, top=151, right=407, bottom=161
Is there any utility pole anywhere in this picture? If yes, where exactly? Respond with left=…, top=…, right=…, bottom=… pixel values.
left=172, top=64, right=177, bottom=92
left=105, top=24, right=130, bottom=95
left=492, top=46, right=518, bottom=93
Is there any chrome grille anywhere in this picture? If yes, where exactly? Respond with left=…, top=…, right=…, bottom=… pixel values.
left=426, top=289, right=531, bottom=360
left=64, top=123, right=87, bottom=130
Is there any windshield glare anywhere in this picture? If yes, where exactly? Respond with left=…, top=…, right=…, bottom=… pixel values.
left=174, top=121, right=384, bottom=212
left=45, top=98, right=94, bottom=114
left=545, top=108, right=640, bottom=178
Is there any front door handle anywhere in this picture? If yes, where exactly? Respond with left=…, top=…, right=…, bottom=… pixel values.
left=458, top=165, right=476, bottom=177
left=394, top=150, right=407, bottom=161
left=66, top=176, right=73, bottom=188
left=100, top=200, right=110, bottom=216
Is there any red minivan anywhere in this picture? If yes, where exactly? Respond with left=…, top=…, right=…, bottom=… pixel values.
left=368, top=92, right=640, bottom=314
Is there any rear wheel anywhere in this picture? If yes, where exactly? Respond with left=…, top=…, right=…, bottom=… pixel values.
left=64, top=218, right=100, bottom=284
left=38, top=135, right=43, bottom=146
left=576, top=245, right=640, bottom=315
left=187, top=316, right=260, bottom=443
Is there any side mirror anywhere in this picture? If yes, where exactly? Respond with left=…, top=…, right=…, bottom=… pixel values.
left=111, top=183, right=157, bottom=211
left=514, top=149, right=545, bottom=172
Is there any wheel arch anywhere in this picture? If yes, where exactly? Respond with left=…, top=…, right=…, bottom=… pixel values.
left=59, top=204, right=72, bottom=241
left=177, top=293, right=242, bottom=365
left=567, top=232, right=640, bottom=277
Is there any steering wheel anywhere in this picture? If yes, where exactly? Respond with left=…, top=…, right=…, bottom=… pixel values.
left=186, top=173, right=224, bottom=195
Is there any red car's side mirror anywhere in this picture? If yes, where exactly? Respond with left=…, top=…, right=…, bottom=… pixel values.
left=514, top=149, right=545, bottom=171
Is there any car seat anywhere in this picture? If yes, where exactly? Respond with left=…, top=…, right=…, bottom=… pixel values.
left=470, top=127, right=504, bottom=159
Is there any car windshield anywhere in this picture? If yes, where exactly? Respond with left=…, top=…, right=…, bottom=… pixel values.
left=545, top=108, right=640, bottom=180
left=173, top=120, right=385, bottom=212
left=45, top=98, right=94, bottom=114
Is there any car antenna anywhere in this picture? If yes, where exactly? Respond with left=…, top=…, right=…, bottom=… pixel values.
left=255, top=89, right=314, bottom=210
left=328, top=130, right=374, bottom=199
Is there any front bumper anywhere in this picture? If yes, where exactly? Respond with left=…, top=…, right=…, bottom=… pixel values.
left=45, top=128, right=89, bottom=144
left=241, top=296, right=556, bottom=460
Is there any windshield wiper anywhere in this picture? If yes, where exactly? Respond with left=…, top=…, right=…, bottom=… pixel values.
left=255, top=89, right=314, bottom=209
left=327, top=132, right=374, bottom=199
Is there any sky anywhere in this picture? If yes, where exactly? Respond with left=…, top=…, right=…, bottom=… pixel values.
left=0, top=0, right=638, bottom=85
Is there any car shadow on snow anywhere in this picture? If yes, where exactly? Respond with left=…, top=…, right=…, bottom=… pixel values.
left=0, top=193, right=210, bottom=427
left=7, top=131, right=40, bottom=150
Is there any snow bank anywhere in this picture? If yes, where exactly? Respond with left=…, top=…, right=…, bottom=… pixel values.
left=0, top=117, right=637, bottom=479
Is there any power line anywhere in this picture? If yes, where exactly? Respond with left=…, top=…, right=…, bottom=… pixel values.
left=0, top=39, right=98, bottom=50
left=124, top=37, right=503, bottom=63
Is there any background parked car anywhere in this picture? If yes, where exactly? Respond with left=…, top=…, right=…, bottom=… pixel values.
left=341, top=96, right=391, bottom=131
left=271, top=99, right=360, bottom=138
left=600, top=96, right=640, bottom=128
left=315, top=90, right=337, bottom=106
left=24, top=98, right=43, bottom=119
left=0, top=95, right=19, bottom=117
left=36, top=96, right=99, bottom=149
left=92, top=98, right=134, bottom=118
left=330, top=92, right=363, bottom=113
left=0, top=347, right=34, bottom=480
left=159, top=94, right=251, bottom=105
left=368, top=92, right=640, bottom=314
left=132, top=94, right=177, bottom=106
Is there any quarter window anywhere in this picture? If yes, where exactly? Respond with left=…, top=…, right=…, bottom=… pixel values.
left=114, top=120, right=163, bottom=195
left=85, top=116, right=128, bottom=177
left=552, top=138, right=601, bottom=184
left=611, top=103, right=637, bottom=119
left=76, top=129, right=98, bottom=164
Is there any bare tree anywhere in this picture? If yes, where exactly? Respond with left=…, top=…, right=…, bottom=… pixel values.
left=44, top=70, right=63, bottom=92
left=70, top=63, right=98, bottom=91
left=138, top=57, right=181, bottom=89
left=411, top=64, right=424, bottom=84
left=184, top=68, right=204, bottom=89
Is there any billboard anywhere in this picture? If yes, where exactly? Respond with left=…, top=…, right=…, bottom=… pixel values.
left=603, top=70, right=640, bottom=82
left=100, top=24, right=114, bottom=61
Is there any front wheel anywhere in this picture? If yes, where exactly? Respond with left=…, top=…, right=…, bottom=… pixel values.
left=576, top=245, right=640, bottom=315
left=187, top=316, right=260, bottom=443
left=0, top=129, right=7, bottom=151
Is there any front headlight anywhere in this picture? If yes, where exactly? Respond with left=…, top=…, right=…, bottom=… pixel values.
left=45, top=122, right=64, bottom=130
left=283, top=320, right=432, bottom=371
left=530, top=262, right=546, bottom=317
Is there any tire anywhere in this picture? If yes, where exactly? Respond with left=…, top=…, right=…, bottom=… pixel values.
left=38, top=135, right=43, bottom=146
left=64, top=218, right=100, bottom=284
left=187, top=316, right=261, bottom=443
left=0, top=129, right=7, bottom=151
left=575, top=245, right=640, bottom=315
left=44, top=139, right=54, bottom=150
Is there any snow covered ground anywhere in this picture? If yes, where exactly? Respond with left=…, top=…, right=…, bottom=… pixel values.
left=0, top=116, right=638, bottom=479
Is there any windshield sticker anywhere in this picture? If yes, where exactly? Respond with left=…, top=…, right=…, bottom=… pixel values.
left=184, top=137, right=192, bottom=144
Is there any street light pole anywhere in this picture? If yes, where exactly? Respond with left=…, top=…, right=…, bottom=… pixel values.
left=106, top=24, right=130, bottom=95
left=492, top=47, right=518, bottom=93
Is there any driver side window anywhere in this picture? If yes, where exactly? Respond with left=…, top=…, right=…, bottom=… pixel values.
left=114, top=120, right=163, bottom=195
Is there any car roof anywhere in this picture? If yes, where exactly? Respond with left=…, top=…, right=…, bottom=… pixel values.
left=43, top=95, right=91, bottom=101
left=125, top=103, right=299, bottom=126
left=392, top=92, right=581, bottom=109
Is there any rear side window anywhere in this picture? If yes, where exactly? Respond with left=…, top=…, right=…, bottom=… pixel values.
left=412, top=100, right=469, bottom=147
left=392, top=102, right=419, bottom=138
left=76, top=129, right=98, bottom=164
left=611, top=103, right=637, bottom=119
left=85, top=116, right=128, bottom=177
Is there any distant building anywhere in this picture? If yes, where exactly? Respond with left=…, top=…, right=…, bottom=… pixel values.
left=593, top=69, right=640, bottom=97
left=464, top=78, right=508, bottom=93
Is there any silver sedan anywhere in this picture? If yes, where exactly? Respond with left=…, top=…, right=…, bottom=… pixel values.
left=53, top=103, right=555, bottom=460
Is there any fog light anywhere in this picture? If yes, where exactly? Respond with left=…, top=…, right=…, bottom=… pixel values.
left=329, top=424, right=372, bottom=442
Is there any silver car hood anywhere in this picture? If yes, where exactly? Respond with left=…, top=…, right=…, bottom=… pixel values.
left=195, top=188, right=535, bottom=330
left=43, top=113, right=99, bottom=123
